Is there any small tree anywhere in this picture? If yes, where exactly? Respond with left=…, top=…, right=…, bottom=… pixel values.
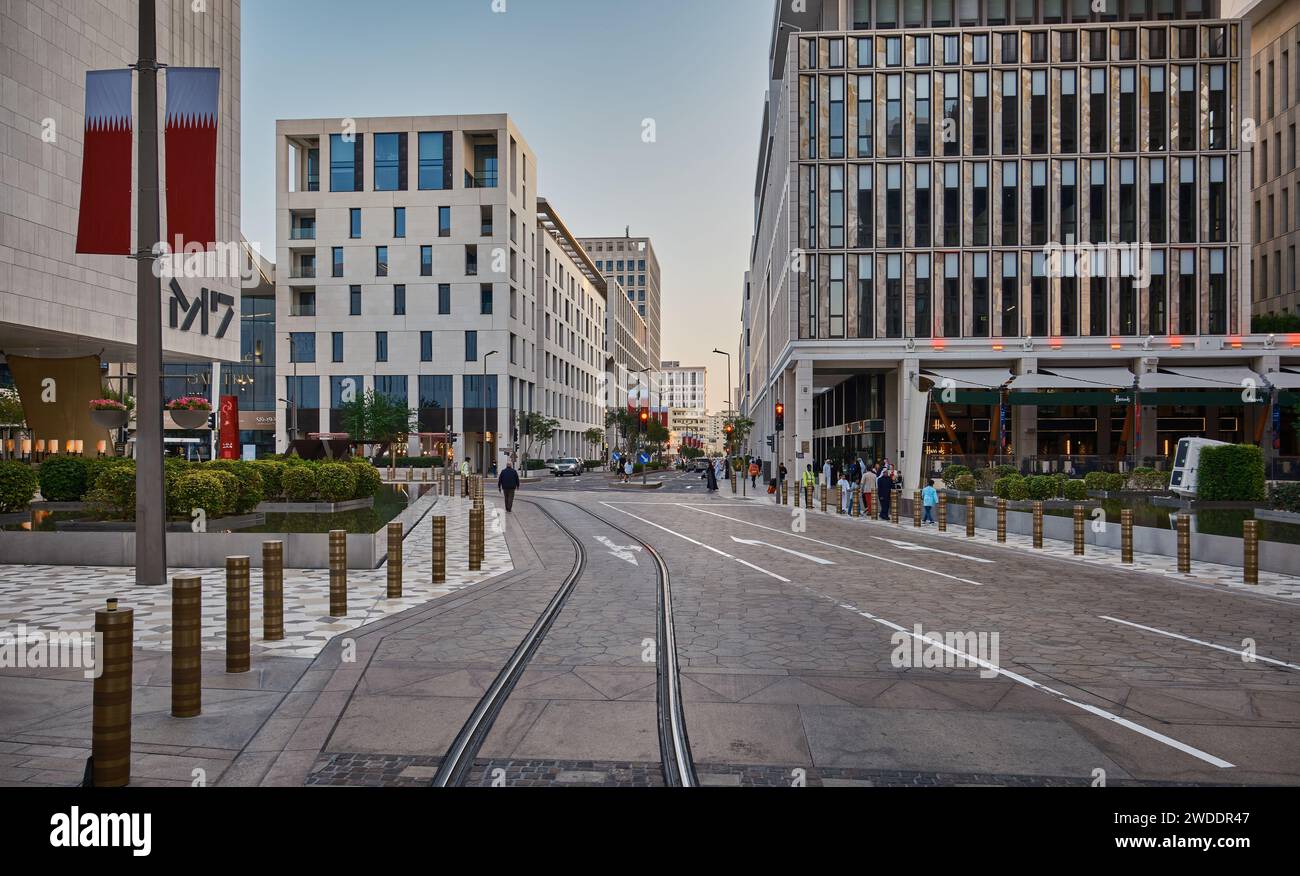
left=340, top=390, right=417, bottom=478
left=583, top=427, right=604, bottom=463
left=724, top=415, right=755, bottom=457
left=605, top=408, right=635, bottom=455
left=518, top=411, right=560, bottom=470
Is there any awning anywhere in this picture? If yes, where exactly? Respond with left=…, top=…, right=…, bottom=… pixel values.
left=1266, top=369, right=1300, bottom=390
left=1138, top=367, right=1271, bottom=405
left=1162, top=366, right=1267, bottom=389
left=922, top=368, right=1012, bottom=390
left=1042, top=367, right=1137, bottom=389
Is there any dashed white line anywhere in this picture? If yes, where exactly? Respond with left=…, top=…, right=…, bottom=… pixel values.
left=1100, top=615, right=1300, bottom=672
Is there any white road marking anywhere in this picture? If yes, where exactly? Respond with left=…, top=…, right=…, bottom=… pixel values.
left=597, top=501, right=1235, bottom=771
left=679, top=505, right=985, bottom=587
left=594, top=535, right=642, bottom=567
left=1100, top=615, right=1300, bottom=672
left=730, top=536, right=834, bottom=565
left=870, top=536, right=995, bottom=564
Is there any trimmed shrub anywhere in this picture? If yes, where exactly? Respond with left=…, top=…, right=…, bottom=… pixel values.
left=0, top=461, right=39, bottom=513
left=953, top=473, right=977, bottom=493
left=86, top=466, right=136, bottom=520
left=251, top=460, right=286, bottom=500
left=1197, top=445, right=1266, bottom=502
left=373, top=456, right=444, bottom=469
left=1062, top=479, right=1088, bottom=501
left=171, top=472, right=227, bottom=519
left=993, top=474, right=1024, bottom=499
left=204, top=461, right=264, bottom=514
left=208, top=470, right=241, bottom=517
left=38, top=456, right=89, bottom=502
left=1103, top=472, right=1126, bottom=493
left=975, top=467, right=999, bottom=490
left=347, top=459, right=381, bottom=499
left=1270, top=482, right=1300, bottom=513
left=83, top=458, right=130, bottom=493
left=941, top=464, right=971, bottom=483
left=1025, top=475, right=1057, bottom=501
left=1084, top=471, right=1110, bottom=492
left=283, top=466, right=318, bottom=502
left=317, top=463, right=357, bottom=504
left=993, top=465, right=1018, bottom=479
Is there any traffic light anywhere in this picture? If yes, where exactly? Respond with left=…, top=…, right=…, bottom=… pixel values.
left=766, top=435, right=775, bottom=451
left=639, top=409, right=649, bottom=434
left=774, top=402, right=785, bottom=432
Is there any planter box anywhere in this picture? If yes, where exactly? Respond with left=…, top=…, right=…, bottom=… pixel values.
left=53, top=513, right=265, bottom=533
left=1256, top=509, right=1300, bottom=526
left=1150, top=496, right=1267, bottom=510
left=255, top=497, right=375, bottom=514
left=169, top=408, right=209, bottom=430
left=90, top=409, right=129, bottom=429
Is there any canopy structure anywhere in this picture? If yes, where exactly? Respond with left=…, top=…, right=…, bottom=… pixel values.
left=921, top=368, right=1012, bottom=390
left=1042, top=367, right=1138, bottom=389
left=1137, top=366, right=1271, bottom=405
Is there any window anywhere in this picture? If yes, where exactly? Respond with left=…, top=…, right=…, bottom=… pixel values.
left=1031, top=31, right=1047, bottom=64
left=350, top=285, right=361, bottom=316
left=829, top=38, right=845, bottom=69
left=829, top=255, right=845, bottom=338
left=480, top=284, right=494, bottom=315
left=885, top=254, right=903, bottom=338
left=1089, top=69, right=1107, bottom=153
left=1148, top=26, right=1166, bottom=59
left=915, top=165, right=931, bottom=247
left=877, top=0, right=897, bottom=29
left=331, top=332, right=343, bottom=363
left=329, top=133, right=363, bottom=192
left=857, top=255, right=874, bottom=338
left=885, top=164, right=903, bottom=247
left=915, top=254, right=932, bottom=338
left=1149, top=158, right=1167, bottom=243
left=1149, top=67, right=1167, bottom=151
left=1089, top=258, right=1108, bottom=336
left=465, top=330, right=478, bottom=362
left=1178, top=67, right=1196, bottom=151
left=943, top=34, right=960, bottom=65
left=350, top=208, right=362, bottom=239
left=1001, top=252, right=1019, bottom=337
left=1148, top=251, right=1167, bottom=335
left=481, top=206, right=494, bottom=237
left=943, top=253, right=961, bottom=337
left=915, top=73, right=931, bottom=157
left=915, top=34, right=931, bottom=66
left=393, top=284, right=406, bottom=316
left=1207, top=156, right=1226, bottom=242
left=972, top=253, right=990, bottom=337
left=394, top=207, right=406, bottom=239
left=806, top=76, right=817, bottom=159
left=375, top=332, right=388, bottom=363
left=1119, top=160, right=1136, bottom=242
left=934, top=0, right=953, bottom=27
left=375, top=246, right=388, bottom=277
left=1178, top=250, right=1196, bottom=334
left=1030, top=161, right=1047, bottom=246
left=857, top=75, right=873, bottom=156
left=943, top=163, right=960, bottom=246
left=1207, top=249, right=1227, bottom=335
left=1089, top=160, right=1106, bottom=242
left=857, top=165, right=874, bottom=247
left=1178, top=158, right=1196, bottom=242
left=1118, top=29, right=1136, bottom=61
left=1089, top=30, right=1106, bottom=60
left=1031, top=253, right=1048, bottom=337
left=1061, top=160, right=1078, bottom=244
left=973, top=72, right=990, bottom=155
left=421, top=331, right=433, bottom=362
left=465, top=245, right=478, bottom=276
left=1000, top=162, right=1020, bottom=247
left=942, top=73, right=960, bottom=156
left=290, top=332, right=315, bottom=364
left=973, top=162, right=990, bottom=246
left=886, top=75, right=903, bottom=157
left=830, top=166, right=845, bottom=247
left=421, top=245, right=432, bottom=277
left=1119, top=68, right=1136, bottom=152
left=1060, top=30, right=1077, bottom=62
left=439, top=206, right=451, bottom=238
left=438, top=284, right=451, bottom=315
left=332, top=247, right=344, bottom=278
left=1061, top=70, right=1078, bottom=153
left=419, top=132, right=451, bottom=190
left=1208, top=65, right=1226, bottom=150
left=1061, top=255, right=1078, bottom=336
left=857, top=36, right=873, bottom=66
left=1030, top=70, right=1047, bottom=154
left=1001, top=32, right=1018, bottom=64
left=830, top=77, right=845, bottom=158
left=373, top=132, right=406, bottom=192
left=1001, top=70, right=1019, bottom=154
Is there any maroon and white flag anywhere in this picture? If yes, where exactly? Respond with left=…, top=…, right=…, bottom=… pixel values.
left=164, top=67, right=220, bottom=253
left=75, top=69, right=133, bottom=255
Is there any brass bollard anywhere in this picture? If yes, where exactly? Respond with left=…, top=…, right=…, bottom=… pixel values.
left=781, top=481, right=788, bottom=505
left=432, top=516, right=447, bottom=584
left=892, top=487, right=901, bottom=525
left=806, top=485, right=814, bottom=508
left=1032, top=501, right=1044, bottom=549
left=423, top=468, right=430, bottom=483
left=469, top=507, right=484, bottom=571
left=731, top=471, right=737, bottom=493
left=852, top=485, right=861, bottom=518
left=263, top=541, right=284, bottom=641
left=329, top=530, right=348, bottom=617
left=1121, top=510, right=1134, bottom=564
left=1243, top=519, right=1259, bottom=585
left=226, top=556, right=251, bottom=674
left=405, top=468, right=412, bottom=482
left=171, top=577, right=202, bottom=718
left=996, top=499, right=1007, bottom=543
left=821, top=484, right=828, bottom=513
left=1073, top=506, right=1085, bottom=556
left=833, top=486, right=842, bottom=514
left=966, top=497, right=976, bottom=537
left=1177, top=514, right=1191, bottom=574
left=913, top=490, right=923, bottom=528
left=938, top=494, right=947, bottom=532
left=387, top=522, right=403, bottom=599
left=793, top=481, right=801, bottom=508
left=92, top=598, right=133, bottom=787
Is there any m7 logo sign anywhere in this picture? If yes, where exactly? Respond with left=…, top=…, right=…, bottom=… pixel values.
left=169, top=278, right=234, bottom=340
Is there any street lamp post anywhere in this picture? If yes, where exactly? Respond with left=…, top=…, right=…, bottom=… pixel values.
left=481, top=350, right=498, bottom=475
left=713, top=348, right=733, bottom=456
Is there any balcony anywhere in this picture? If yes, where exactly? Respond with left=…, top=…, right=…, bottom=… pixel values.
left=290, top=226, right=316, bottom=241
left=464, top=170, right=498, bottom=189
left=290, top=303, right=316, bottom=317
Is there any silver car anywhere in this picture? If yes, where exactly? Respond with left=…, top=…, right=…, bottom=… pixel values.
left=550, top=457, right=583, bottom=477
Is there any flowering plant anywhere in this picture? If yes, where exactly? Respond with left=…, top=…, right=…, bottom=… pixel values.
left=90, top=399, right=128, bottom=412
left=166, top=396, right=212, bottom=411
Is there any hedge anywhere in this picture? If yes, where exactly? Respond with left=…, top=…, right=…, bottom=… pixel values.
left=941, top=464, right=971, bottom=483
left=0, top=461, right=38, bottom=513
left=251, top=460, right=286, bottom=500
left=317, top=463, right=357, bottom=504
left=1062, top=479, right=1088, bottom=501
left=86, top=466, right=136, bottom=520
left=171, top=471, right=228, bottom=519
left=1025, top=475, right=1057, bottom=501
left=282, top=466, right=318, bottom=502
left=1104, top=472, right=1126, bottom=493
left=347, top=460, right=382, bottom=499
left=38, top=457, right=88, bottom=502
left=1271, top=482, right=1300, bottom=513
left=994, top=474, right=1025, bottom=500
left=953, top=473, right=977, bottom=493
left=1197, top=445, right=1266, bottom=502
left=373, top=456, right=445, bottom=468
left=1084, top=471, right=1110, bottom=492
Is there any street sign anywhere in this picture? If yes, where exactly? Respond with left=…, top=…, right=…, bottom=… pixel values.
left=638, top=451, right=651, bottom=465
left=611, top=451, right=622, bottom=463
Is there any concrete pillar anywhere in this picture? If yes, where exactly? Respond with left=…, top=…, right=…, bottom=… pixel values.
left=795, top=358, right=814, bottom=479
left=1014, top=358, right=1037, bottom=472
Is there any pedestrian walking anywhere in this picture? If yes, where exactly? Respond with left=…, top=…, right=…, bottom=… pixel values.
left=877, top=468, right=894, bottom=521
left=748, top=458, right=760, bottom=488
left=861, top=464, right=878, bottom=519
left=922, top=479, right=938, bottom=526
left=498, top=461, right=521, bottom=513
left=822, top=458, right=833, bottom=488
left=779, top=462, right=788, bottom=486
left=706, top=461, right=719, bottom=494
left=838, top=472, right=852, bottom=514
left=623, top=459, right=633, bottom=483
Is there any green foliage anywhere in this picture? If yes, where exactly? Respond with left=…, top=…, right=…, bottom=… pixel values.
left=373, top=456, right=444, bottom=468
left=975, top=467, right=999, bottom=490
left=283, top=466, right=318, bottom=502
left=208, top=470, right=240, bottom=517
left=723, top=416, right=755, bottom=453
left=953, top=473, right=977, bottom=493
left=0, top=388, right=26, bottom=428
left=38, top=457, right=89, bottom=502
left=317, top=463, right=357, bottom=504
left=1025, top=475, right=1057, bottom=501
left=1084, top=471, right=1110, bottom=492
left=86, top=466, right=136, bottom=520
left=251, top=460, right=286, bottom=500
left=993, top=465, right=1018, bottom=479
left=347, top=459, right=381, bottom=499
left=205, top=461, right=265, bottom=514
left=1196, top=445, right=1266, bottom=502
left=941, top=464, right=971, bottom=483
left=1128, top=467, right=1172, bottom=491
left=0, top=461, right=38, bottom=513
left=1062, top=479, right=1088, bottom=501
left=993, top=474, right=1024, bottom=499
left=1270, top=482, right=1300, bottom=513
left=340, top=389, right=417, bottom=453
left=171, top=471, right=228, bottom=519
left=1252, top=313, right=1300, bottom=333
left=1103, top=472, right=1126, bottom=493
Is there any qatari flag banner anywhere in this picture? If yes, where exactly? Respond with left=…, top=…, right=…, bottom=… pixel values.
left=75, top=69, right=133, bottom=255
left=165, top=67, right=220, bottom=252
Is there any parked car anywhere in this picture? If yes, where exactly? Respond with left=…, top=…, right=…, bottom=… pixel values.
left=690, top=457, right=711, bottom=473
left=549, top=457, right=583, bottom=477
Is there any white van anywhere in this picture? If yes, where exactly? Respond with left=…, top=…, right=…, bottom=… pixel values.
left=1169, top=438, right=1230, bottom=498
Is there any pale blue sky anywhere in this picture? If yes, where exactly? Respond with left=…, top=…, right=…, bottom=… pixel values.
left=241, top=0, right=772, bottom=411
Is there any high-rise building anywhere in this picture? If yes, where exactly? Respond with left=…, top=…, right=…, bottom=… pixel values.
left=1, top=0, right=242, bottom=451
left=1242, top=0, right=1300, bottom=317
left=580, top=233, right=662, bottom=365
left=275, top=114, right=607, bottom=469
left=657, top=362, right=708, bottom=412
left=742, top=0, right=1298, bottom=482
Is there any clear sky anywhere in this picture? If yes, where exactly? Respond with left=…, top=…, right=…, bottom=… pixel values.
left=241, top=0, right=773, bottom=414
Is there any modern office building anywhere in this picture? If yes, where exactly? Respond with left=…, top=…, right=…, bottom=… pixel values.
left=1243, top=0, right=1300, bottom=317
left=275, top=114, right=606, bottom=470
left=1, top=0, right=242, bottom=449
left=657, top=361, right=709, bottom=412
left=580, top=233, right=663, bottom=365
left=743, top=0, right=1298, bottom=484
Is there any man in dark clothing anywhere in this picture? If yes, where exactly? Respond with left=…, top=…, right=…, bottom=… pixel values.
left=498, top=463, right=521, bottom=513
left=877, top=469, right=894, bottom=521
